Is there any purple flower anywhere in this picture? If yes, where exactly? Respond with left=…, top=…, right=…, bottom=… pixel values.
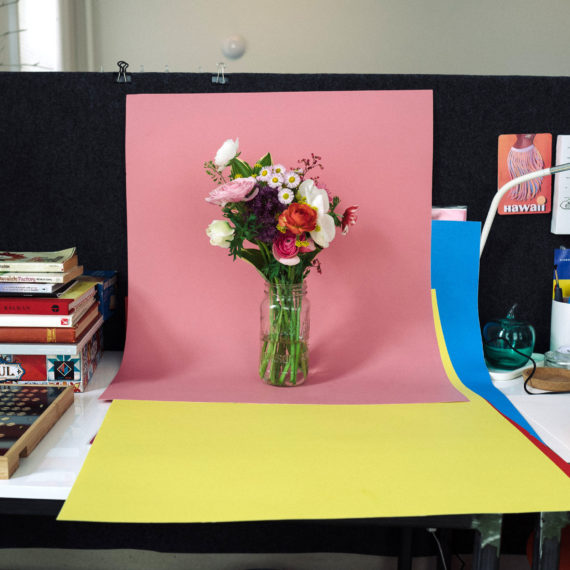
left=247, top=186, right=287, bottom=243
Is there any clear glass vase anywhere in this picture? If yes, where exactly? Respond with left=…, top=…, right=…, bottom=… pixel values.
left=259, top=281, right=310, bottom=386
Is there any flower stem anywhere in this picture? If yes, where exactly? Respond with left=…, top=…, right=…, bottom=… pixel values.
left=260, top=280, right=307, bottom=386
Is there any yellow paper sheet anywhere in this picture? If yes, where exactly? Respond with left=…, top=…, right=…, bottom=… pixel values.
left=58, top=293, right=570, bottom=522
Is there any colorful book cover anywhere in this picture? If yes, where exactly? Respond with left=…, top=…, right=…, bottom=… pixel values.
left=553, top=248, right=570, bottom=299
left=498, top=133, right=552, bottom=216
left=0, top=248, right=76, bottom=272
left=0, top=264, right=83, bottom=284
left=0, top=326, right=103, bottom=392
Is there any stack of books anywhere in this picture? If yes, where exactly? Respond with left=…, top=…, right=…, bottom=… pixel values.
left=0, top=248, right=104, bottom=391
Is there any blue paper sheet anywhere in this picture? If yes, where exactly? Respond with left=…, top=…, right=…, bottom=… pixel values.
left=431, top=220, right=539, bottom=439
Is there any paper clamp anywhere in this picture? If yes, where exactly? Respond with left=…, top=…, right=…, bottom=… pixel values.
left=116, top=60, right=132, bottom=83
left=211, top=62, right=229, bottom=85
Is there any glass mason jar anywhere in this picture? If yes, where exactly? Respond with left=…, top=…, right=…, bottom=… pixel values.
left=259, top=281, right=310, bottom=386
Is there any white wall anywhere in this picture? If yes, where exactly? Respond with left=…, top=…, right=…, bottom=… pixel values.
left=17, top=0, right=62, bottom=71
left=88, top=0, right=570, bottom=76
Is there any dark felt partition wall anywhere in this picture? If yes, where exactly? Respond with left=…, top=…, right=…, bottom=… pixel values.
left=1, top=72, right=569, bottom=351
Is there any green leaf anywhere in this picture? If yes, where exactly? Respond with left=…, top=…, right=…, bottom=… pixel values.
left=328, top=196, right=342, bottom=226
left=240, top=248, right=265, bottom=272
left=299, top=249, right=320, bottom=266
left=258, top=153, right=272, bottom=167
left=225, top=209, right=262, bottom=261
left=229, top=157, right=253, bottom=179
left=252, top=153, right=272, bottom=175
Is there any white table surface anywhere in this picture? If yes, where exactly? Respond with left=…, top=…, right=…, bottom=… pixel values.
left=0, top=351, right=121, bottom=500
left=493, top=376, right=570, bottom=462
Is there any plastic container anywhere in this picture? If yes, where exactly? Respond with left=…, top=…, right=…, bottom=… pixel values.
left=544, top=346, right=570, bottom=369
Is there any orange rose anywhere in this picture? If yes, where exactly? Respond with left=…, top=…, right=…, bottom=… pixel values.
left=278, top=203, right=318, bottom=235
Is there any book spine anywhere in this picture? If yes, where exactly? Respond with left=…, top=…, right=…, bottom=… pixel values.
left=0, top=343, right=79, bottom=355
left=0, top=317, right=103, bottom=355
left=0, top=273, right=66, bottom=283
left=0, top=313, right=77, bottom=327
left=0, top=299, right=73, bottom=315
left=0, top=262, right=66, bottom=272
left=0, top=327, right=78, bottom=343
left=0, top=283, right=55, bottom=293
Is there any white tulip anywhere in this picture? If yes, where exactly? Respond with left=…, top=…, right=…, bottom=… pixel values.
left=297, top=179, right=336, bottom=247
left=297, top=179, right=329, bottom=215
left=214, top=138, right=239, bottom=170
left=206, top=220, right=234, bottom=248
left=312, top=214, right=336, bottom=248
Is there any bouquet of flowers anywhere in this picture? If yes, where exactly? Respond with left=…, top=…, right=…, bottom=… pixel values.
left=205, top=138, right=358, bottom=386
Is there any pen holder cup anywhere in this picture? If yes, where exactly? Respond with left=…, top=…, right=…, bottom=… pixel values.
left=550, top=299, right=570, bottom=351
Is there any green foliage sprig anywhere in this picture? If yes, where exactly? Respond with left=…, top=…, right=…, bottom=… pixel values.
left=328, top=196, right=342, bottom=227
left=223, top=205, right=261, bottom=261
left=203, top=160, right=227, bottom=185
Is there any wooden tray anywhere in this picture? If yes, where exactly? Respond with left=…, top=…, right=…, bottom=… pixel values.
left=0, top=385, right=74, bottom=479
left=522, top=367, right=570, bottom=393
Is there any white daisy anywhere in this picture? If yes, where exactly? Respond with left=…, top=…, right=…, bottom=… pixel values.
left=256, top=166, right=272, bottom=182
left=284, top=171, right=301, bottom=189
left=278, top=188, right=295, bottom=204
left=272, top=164, right=287, bottom=176
left=267, top=173, right=284, bottom=189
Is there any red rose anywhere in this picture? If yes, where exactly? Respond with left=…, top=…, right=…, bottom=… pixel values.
left=278, top=203, right=317, bottom=235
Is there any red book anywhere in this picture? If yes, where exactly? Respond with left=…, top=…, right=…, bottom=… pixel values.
left=0, top=279, right=96, bottom=315
left=0, top=304, right=100, bottom=343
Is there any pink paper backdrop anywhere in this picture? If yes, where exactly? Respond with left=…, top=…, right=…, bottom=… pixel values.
left=102, top=91, right=466, bottom=404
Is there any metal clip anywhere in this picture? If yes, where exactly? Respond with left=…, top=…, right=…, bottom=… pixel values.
left=116, top=60, right=131, bottom=83
left=211, top=62, right=229, bottom=85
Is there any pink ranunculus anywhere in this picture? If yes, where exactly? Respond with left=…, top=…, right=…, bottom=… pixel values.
left=272, top=231, right=301, bottom=266
left=205, top=178, right=259, bottom=206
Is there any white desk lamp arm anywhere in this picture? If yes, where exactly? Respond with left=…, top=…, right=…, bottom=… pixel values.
left=480, top=162, right=570, bottom=257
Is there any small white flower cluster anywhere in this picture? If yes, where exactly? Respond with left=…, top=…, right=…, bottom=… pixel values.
left=257, top=164, right=301, bottom=204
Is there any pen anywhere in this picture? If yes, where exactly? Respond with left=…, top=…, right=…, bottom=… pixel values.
left=555, top=264, right=564, bottom=302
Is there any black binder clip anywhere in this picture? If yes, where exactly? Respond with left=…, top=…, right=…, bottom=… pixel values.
left=211, top=62, right=229, bottom=85
left=116, top=60, right=132, bottom=83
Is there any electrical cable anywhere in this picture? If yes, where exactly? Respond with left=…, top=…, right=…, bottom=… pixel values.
left=485, top=337, right=570, bottom=395
left=484, top=336, right=537, bottom=393
left=427, top=528, right=448, bottom=570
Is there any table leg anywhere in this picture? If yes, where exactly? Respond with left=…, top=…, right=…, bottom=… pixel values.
left=398, top=527, right=413, bottom=570
left=532, top=511, right=570, bottom=570
left=472, top=514, right=503, bottom=570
